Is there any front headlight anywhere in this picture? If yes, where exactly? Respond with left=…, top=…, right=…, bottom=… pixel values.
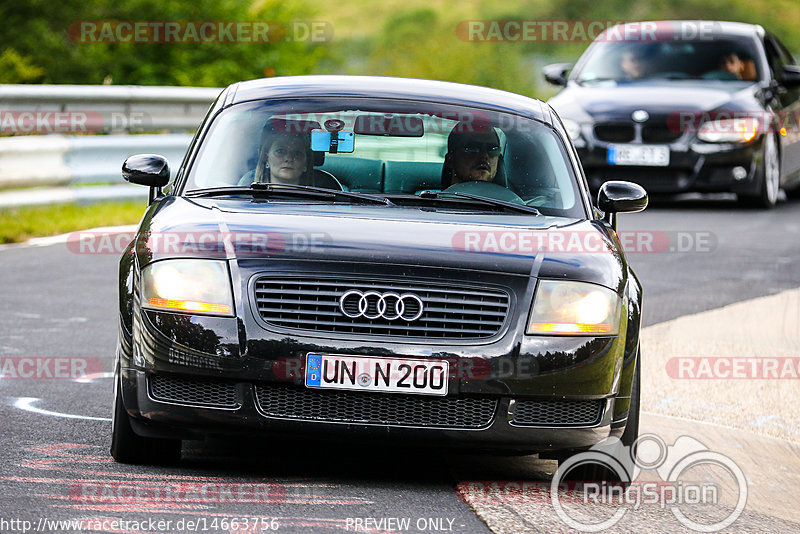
left=141, top=259, right=234, bottom=316
left=697, top=117, right=758, bottom=143
left=561, top=118, right=582, bottom=141
left=527, top=280, right=621, bottom=335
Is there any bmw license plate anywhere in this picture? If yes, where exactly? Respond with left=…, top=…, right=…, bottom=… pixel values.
left=305, top=354, right=449, bottom=396
left=607, top=144, right=669, bottom=166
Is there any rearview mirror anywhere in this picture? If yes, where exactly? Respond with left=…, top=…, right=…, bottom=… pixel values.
left=543, top=63, right=573, bottom=86
left=122, top=154, right=170, bottom=187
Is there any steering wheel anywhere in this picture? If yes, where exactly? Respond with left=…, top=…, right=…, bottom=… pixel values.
left=443, top=181, right=525, bottom=204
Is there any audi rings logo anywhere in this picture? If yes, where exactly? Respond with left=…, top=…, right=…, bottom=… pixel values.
left=339, top=290, right=424, bottom=321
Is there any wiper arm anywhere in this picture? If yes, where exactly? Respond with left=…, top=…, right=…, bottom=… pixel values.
left=415, top=190, right=540, bottom=215
left=186, top=183, right=394, bottom=205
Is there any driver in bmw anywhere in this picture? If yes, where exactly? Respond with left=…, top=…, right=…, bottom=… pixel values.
left=442, top=123, right=501, bottom=187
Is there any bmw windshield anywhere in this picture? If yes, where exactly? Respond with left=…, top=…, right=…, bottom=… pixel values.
left=574, top=37, right=762, bottom=84
left=181, top=99, right=586, bottom=218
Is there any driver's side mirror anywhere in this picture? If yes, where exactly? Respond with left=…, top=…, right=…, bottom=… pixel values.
left=780, top=65, right=800, bottom=88
left=542, top=63, right=573, bottom=86
left=122, top=154, right=170, bottom=187
left=597, top=181, right=648, bottom=229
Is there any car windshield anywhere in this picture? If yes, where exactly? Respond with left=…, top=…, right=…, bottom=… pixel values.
left=575, top=37, right=761, bottom=83
left=182, top=98, right=584, bottom=218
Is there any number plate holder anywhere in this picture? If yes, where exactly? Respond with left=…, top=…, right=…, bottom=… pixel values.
left=305, top=353, right=449, bottom=396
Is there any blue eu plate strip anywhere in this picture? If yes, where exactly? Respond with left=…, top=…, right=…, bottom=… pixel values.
left=607, top=145, right=617, bottom=165
left=305, top=354, right=322, bottom=386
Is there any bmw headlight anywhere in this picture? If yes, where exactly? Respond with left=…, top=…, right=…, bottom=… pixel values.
left=141, top=259, right=234, bottom=316
left=527, top=280, right=621, bottom=335
left=561, top=118, right=582, bottom=141
left=697, top=117, right=758, bottom=143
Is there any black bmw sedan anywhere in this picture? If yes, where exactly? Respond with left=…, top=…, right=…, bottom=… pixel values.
left=111, top=75, right=647, bottom=466
left=544, top=20, right=800, bottom=208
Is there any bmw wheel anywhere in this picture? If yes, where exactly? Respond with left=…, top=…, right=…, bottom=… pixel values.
left=740, top=134, right=780, bottom=209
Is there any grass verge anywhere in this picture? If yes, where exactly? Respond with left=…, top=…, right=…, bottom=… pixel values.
left=0, top=200, right=147, bottom=244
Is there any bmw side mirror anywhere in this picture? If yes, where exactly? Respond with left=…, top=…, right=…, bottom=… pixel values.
left=780, top=65, right=800, bottom=88
left=543, top=63, right=572, bottom=86
left=598, top=181, right=648, bottom=229
left=122, top=154, right=170, bottom=187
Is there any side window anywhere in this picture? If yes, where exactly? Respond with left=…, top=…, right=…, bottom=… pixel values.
left=773, top=35, right=796, bottom=66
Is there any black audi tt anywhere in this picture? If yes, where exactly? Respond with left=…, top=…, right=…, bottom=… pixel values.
left=544, top=20, right=800, bottom=208
left=111, top=75, right=647, bottom=466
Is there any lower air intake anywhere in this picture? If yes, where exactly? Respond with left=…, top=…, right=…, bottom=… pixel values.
left=148, top=375, right=238, bottom=408
left=255, top=383, right=497, bottom=429
left=512, top=399, right=604, bottom=427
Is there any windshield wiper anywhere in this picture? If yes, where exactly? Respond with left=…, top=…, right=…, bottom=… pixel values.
left=186, top=183, right=394, bottom=205
left=578, top=77, right=621, bottom=84
left=401, top=191, right=540, bottom=215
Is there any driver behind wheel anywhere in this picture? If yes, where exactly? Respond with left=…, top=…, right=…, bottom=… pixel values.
left=442, top=122, right=502, bottom=187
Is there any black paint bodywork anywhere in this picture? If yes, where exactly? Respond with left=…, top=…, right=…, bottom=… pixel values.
left=116, top=76, right=643, bottom=453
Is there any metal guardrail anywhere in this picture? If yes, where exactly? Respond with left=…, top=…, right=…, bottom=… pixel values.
left=0, top=134, right=193, bottom=190
left=0, top=84, right=219, bottom=203
left=0, top=84, right=220, bottom=133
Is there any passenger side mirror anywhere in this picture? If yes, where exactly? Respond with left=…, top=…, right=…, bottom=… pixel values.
left=597, top=181, right=648, bottom=229
left=122, top=154, right=170, bottom=187
left=543, top=63, right=573, bottom=86
left=780, top=65, right=800, bottom=88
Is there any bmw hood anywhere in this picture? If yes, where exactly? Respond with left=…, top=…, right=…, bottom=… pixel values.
left=549, top=80, right=759, bottom=122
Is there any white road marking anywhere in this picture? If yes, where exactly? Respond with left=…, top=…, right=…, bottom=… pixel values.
left=12, top=397, right=110, bottom=422
left=73, top=371, right=114, bottom=383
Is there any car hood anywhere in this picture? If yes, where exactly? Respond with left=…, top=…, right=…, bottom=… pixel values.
left=549, top=80, right=759, bottom=122
left=136, top=197, right=625, bottom=289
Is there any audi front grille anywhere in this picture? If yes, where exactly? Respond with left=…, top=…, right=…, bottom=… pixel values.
left=252, top=276, right=510, bottom=339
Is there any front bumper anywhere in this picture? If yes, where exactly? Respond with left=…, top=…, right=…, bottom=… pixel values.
left=577, top=134, right=766, bottom=195
left=120, top=367, right=622, bottom=453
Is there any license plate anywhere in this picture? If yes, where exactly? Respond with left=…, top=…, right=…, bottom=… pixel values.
left=607, top=144, right=669, bottom=166
left=305, top=354, right=449, bottom=396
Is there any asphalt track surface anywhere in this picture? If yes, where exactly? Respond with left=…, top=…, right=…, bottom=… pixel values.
left=1, top=194, right=799, bottom=533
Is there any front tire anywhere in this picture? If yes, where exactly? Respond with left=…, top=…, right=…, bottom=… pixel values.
left=739, top=134, right=780, bottom=209
left=555, top=352, right=640, bottom=483
left=620, top=351, right=640, bottom=448
left=110, top=367, right=181, bottom=465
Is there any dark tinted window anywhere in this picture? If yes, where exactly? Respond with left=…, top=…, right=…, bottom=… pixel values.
left=576, top=37, right=762, bottom=82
